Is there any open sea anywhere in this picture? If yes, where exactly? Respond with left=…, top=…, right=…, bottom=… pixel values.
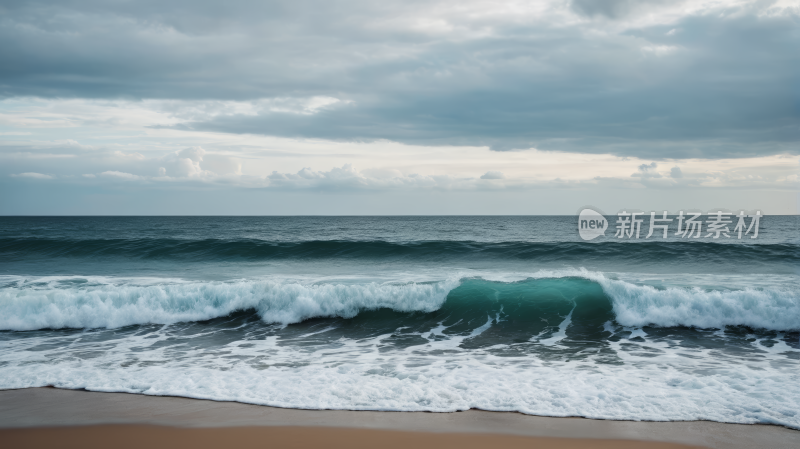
left=1, top=216, right=799, bottom=427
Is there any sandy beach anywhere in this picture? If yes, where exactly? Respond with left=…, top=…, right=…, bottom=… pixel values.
left=0, top=424, right=707, bottom=449
left=1, top=388, right=798, bottom=449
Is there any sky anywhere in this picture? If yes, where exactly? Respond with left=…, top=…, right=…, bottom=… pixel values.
left=0, top=0, right=798, bottom=215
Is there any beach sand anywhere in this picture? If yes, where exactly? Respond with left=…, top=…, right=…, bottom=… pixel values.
left=0, top=425, right=707, bottom=449
left=1, top=388, right=798, bottom=449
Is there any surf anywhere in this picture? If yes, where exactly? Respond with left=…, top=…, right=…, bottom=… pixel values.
left=2, top=271, right=798, bottom=332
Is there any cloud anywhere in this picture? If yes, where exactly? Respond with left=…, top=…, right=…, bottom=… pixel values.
left=3, top=127, right=796, bottom=193
left=0, top=1, right=796, bottom=159
left=54, top=155, right=797, bottom=193
left=1, top=1, right=798, bottom=215
left=257, top=165, right=526, bottom=191
left=570, top=0, right=670, bottom=19
left=99, top=171, right=142, bottom=180
left=632, top=162, right=662, bottom=178
left=264, top=164, right=416, bottom=190
left=202, top=154, right=242, bottom=176
left=10, top=172, right=53, bottom=179
left=152, top=147, right=214, bottom=178
left=480, top=171, right=505, bottom=179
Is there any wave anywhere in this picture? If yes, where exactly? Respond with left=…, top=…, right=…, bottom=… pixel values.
left=1, top=271, right=798, bottom=331
left=0, top=278, right=458, bottom=331
left=1, top=238, right=798, bottom=264
left=601, top=277, right=800, bottom=330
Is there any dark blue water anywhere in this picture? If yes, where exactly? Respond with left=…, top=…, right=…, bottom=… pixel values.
left=0, top=216, right=798, bottom=426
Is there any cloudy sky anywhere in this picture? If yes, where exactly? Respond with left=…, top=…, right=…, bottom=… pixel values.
left=1, top=0, right=797, bottom=214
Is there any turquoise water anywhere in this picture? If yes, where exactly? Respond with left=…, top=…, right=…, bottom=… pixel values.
left=0, top=216, right=798, bottom=426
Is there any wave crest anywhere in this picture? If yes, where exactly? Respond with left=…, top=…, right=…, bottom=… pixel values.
left=1, top=272, right=798, bottom=331
left=0, top=278, right=458, bottom=331
left=601, top=278, right=800, bottom=331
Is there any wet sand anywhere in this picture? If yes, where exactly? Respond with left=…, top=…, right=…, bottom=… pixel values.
left=0, top=424, right=707, bottom=449
left=1, top=388, right=798, bottom=449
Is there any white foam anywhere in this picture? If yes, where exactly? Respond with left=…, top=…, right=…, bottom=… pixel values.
left=2, top=271, right=799, bottom=428
left=600, top=278, right=800, bottom=331
left=2, top=270, right=799, bottom=332
left=535, top=306, right=574, bottom=346
left=751, top=334, right=800, bottom=354
left=0, top=277, right=459, bottom=331
left=528, top=268, right=800, bottom=331
left=1, top=321, right=798, bottom=429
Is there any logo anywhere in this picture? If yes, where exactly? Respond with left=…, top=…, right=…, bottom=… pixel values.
left=578, top=208, right=608, bottom=241
left=576, top=208, right=761, bottom=241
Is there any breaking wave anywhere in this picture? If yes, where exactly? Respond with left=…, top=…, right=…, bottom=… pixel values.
left=1, top=271, right=798, bottom=331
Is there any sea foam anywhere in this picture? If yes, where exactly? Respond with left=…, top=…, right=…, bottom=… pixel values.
left=1, top=324, right=798, bottom=428
left=0, top=277, right=458, bottom=331
left=602, top=279, right=800, bottom=330
left=1, top=272, right=798, bottom=331
left=1, top=272, right=799, bottom=429
left=527, top=268, right=800, bottom=331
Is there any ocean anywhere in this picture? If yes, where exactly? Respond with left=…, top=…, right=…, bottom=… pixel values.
left=1, top=216, right=799, bottom=427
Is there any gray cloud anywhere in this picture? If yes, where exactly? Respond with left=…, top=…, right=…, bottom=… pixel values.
left=480, top=171, right=504, bottom=180
left=632, top=162, right=662, bottom=178
left=0, top=1, right=798, bottom=159
left=570, top=0, right=671, bottom=19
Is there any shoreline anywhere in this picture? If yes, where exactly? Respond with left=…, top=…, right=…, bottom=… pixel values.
left=1, top=388, right=799, bottom=448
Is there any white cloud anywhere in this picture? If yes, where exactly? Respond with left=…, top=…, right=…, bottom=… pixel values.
left=262, top=97, right=348, bottom=115
left=0, top=152, right=76, bottom=160
left=641, top=45, right=679, bottom=56
left=113, top=151, right=145, bottom=160
left=99, top=171, right=141, bottom=180
left=0, top=112, right=76, bottom=128
left=0, top=97, right=350, bottom=135
left=156, top=147, right=207, bottom=178
left=2, top=123, right=796, bottom=193
left=10, top=172, right=53, bottom=179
